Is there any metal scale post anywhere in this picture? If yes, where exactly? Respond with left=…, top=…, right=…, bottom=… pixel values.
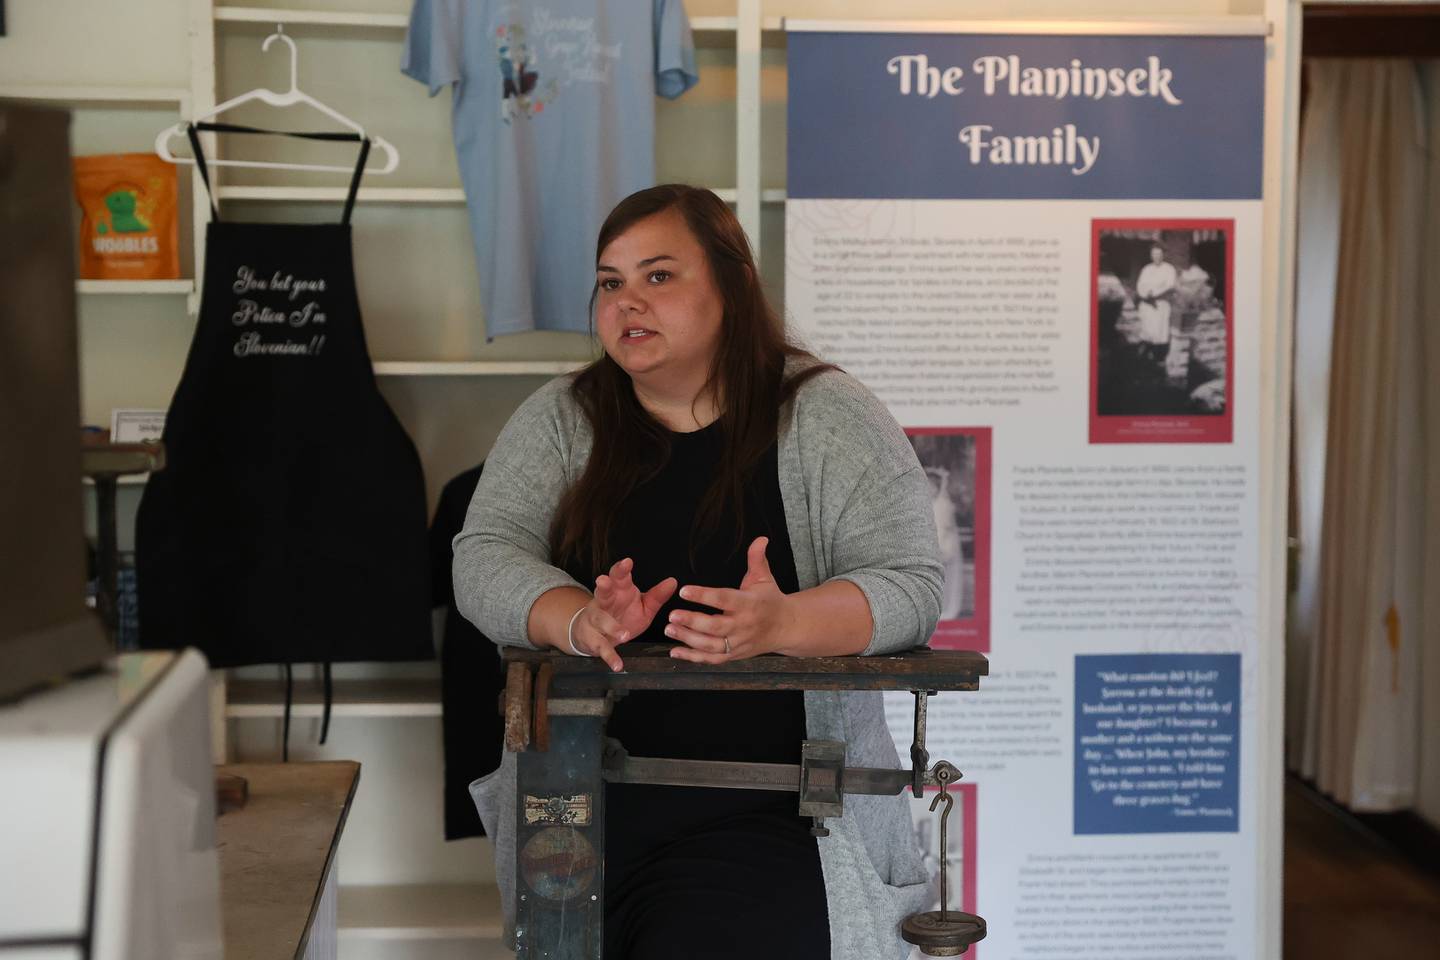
left=501, top=644, right=990, bottom=958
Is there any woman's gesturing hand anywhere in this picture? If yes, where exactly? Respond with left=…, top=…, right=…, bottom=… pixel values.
left=570, top=557, right=677, bottom=672
left=664, top=537, right=795, bottom=663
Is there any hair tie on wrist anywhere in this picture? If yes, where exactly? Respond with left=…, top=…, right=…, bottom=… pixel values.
left=567, top=606, right=592, bottom=657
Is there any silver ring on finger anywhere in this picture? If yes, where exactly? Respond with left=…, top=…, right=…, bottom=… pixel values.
left=723, top=636, right=731, bottom=655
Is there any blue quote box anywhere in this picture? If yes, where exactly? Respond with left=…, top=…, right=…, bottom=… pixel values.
left=1074, top=653, right=1240, bottom=834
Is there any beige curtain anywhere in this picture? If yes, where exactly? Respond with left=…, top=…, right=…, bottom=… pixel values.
left=1286, top=62, right=1342, bottom=769
left=1290, top=59, right=1432, bottom=811
left=1418, top=63, right=1440, bottom=827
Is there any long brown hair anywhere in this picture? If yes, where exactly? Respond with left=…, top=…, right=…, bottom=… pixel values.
left=550, top=184, right=830, bottom=576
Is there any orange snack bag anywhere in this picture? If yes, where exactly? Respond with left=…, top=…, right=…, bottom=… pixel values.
left=73, top=153, right=179, bottom=280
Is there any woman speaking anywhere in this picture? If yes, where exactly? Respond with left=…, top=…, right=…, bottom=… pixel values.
left=454, top=184, right=943, bottom=960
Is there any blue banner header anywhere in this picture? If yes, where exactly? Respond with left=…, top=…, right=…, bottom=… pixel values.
left=787, top=32, right=1264, bottom=200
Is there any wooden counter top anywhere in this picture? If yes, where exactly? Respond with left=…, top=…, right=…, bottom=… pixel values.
left=216, top=761, right=360, bottom=960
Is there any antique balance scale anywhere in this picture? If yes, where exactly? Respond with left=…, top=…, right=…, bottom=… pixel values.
left=501, top=643, right=989, bottom=958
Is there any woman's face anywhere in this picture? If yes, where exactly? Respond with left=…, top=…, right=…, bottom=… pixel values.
left=595, top=208, right=724, bottom=392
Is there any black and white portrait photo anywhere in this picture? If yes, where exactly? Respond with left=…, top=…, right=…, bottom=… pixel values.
left=1091, top=221, right=1234, bottom=443
left=906, top=430, right=977, bottom=622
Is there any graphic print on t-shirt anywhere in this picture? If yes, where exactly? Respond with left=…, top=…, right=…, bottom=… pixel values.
left=496, top=7, right=626, bottom=123
left=496, top=24, right=554, bottom=122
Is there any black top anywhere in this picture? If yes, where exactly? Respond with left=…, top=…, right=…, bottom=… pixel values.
left=430, top=463, right=504, bottom=840
left=567, top=420, right=829, bottom=959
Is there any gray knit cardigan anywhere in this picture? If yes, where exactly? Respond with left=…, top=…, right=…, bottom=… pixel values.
left=452, top=361, right=944, bottom=959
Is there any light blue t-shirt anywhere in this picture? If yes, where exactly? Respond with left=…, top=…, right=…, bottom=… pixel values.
left=403, top=0, right=698, bottom=339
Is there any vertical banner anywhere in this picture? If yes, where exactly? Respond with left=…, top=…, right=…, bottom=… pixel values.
left=785, top=24, right=1266, bottom=960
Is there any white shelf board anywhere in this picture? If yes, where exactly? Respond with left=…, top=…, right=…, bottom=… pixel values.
left=214, top=6, right=409, bottom=30
left=226, top=678, right=442, bottom=719
left=691, top=16, right=737, bottom=32
left=690, top=15, right=755, bottom=46
left=72, top=358, right=586, bottom=380
left=212, top=186, right=790, bottom=205
left=82, top=474, right=148, bottom=487
left=77, top=279, right=194, bottom=295
left=705, top=17, right=783, bottom=31
left=373, top=360, right=588, bottom=377
left=211, top=10, right=765, bottom=35
left=216, top=185, right=466, bottom=204
left=0, top=85, right=189, bottom=108
left=338, top=883, right=503, bottom=941
left=690, top=188, right=789, bottom=205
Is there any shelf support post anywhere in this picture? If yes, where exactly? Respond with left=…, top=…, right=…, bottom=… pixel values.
left=736, top=0, right=763, bottom=259
left=187, top=0, right=218, bottom=315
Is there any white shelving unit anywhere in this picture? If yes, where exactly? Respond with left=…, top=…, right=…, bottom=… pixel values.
left=4, top=2, right=774, bottom=952
left=183, top=3, right=778, bottom=953
left=216, top=185, right=467, bottom=203
left=215, top=185, right=788, bottom=206
left=0, top=84, right=191, bottom=109
left=372, top=360, right=586, bottom=377
left=81, top=475, right=149, bottom=487
left=211, top=6, right=782, bottom=37
left=214, top=5, right=411, bottom=29
left=226, top=678, right=442, bottom=718
left=77, top=280, right=195, bottom=294
left=338, top=884, right=503, bottom=941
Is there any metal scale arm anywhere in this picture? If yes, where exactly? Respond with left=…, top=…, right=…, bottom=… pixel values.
left=501, top=644, right=988, bottom=960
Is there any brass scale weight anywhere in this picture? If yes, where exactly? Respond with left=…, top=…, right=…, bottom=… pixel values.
left=501, top=644, right=989, bottom=958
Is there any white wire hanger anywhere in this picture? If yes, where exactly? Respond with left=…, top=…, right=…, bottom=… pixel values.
left=154, top=25, right=399, bottom=174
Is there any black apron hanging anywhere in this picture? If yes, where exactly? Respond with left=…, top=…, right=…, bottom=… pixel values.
left=137, top=124, right=433, bottom=689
